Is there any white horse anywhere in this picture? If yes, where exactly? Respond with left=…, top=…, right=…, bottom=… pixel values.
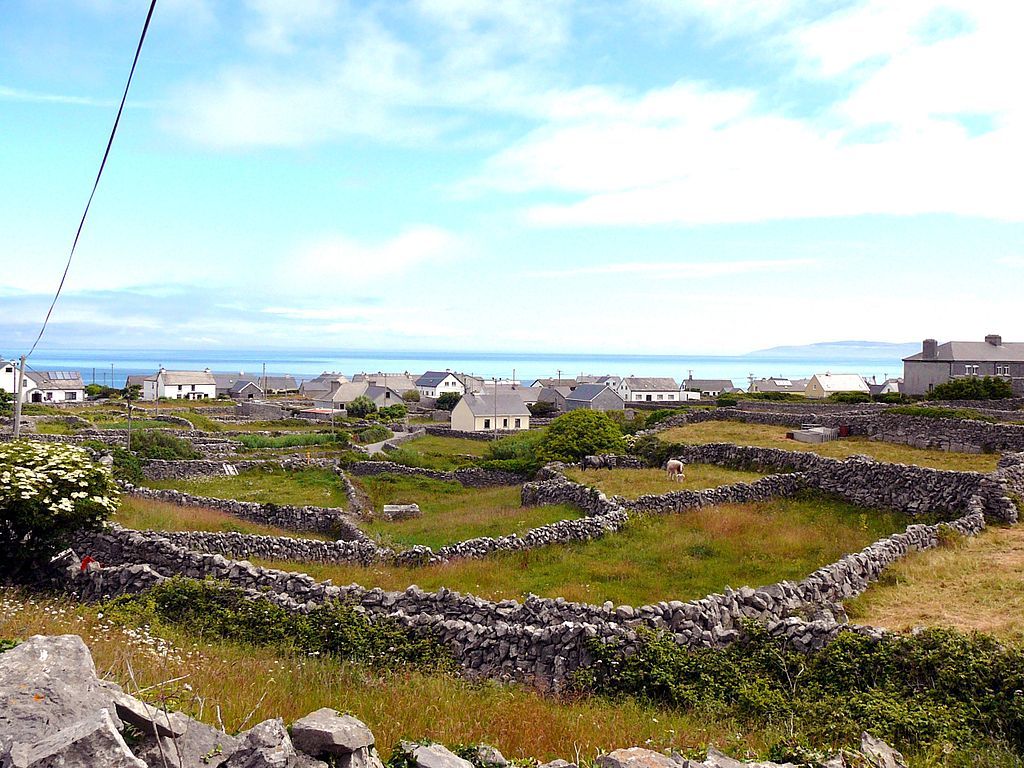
left=665, top=458, right=686, bottom=482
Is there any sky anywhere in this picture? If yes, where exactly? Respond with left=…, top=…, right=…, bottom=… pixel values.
left=1, top=0, right=1022, bottom=356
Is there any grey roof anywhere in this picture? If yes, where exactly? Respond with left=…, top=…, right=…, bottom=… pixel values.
left=681, top=378, right=735, bottom=391
left=230, top=380, right=262, bottom=394
left=33, top=371, right=85, bottom=390
left=531, top=378, right=578, bottom=388
left=460, top=392, right=531, bottom=417
left=868, top=378, right=902, bottom=395
left=125, top=374, right=147, bottom=388
left=158, top=370, right=217, bottom=386
left=416, top=371, right=459, bottom=387
left=904, top=340, right=1024, bottom=362
left=622, top=377, right=679, bottom=391
left=566, top=383, right=622, bottom=402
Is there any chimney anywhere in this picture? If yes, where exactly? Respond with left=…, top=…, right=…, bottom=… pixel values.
left=985, top=334, right=1002, bottom=346
left=922, top=339, right=938, bottom=360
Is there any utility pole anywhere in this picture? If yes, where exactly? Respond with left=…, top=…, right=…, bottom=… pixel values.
left=126, top=385, right=133, bottom=452
left=262, top=362, right=267, bottom=398
left=493, top=377, right=498, bottom=441
left=12, top=355, right=26, bottom=439
left=111, top=363, right=115, bottom=389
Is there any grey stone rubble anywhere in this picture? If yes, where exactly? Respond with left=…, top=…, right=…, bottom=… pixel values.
left=0, top=635, right=912, bottom=767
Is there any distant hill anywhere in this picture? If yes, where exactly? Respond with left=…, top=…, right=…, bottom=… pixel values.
left=745, top=340, right=918, bottom=360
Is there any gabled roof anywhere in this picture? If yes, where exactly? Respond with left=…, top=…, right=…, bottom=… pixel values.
left=531, top=378, right=578, bottom=388
left=460, top=392, right=531, bottom=417
left=230, top=380, right=262, bottom=394
left=566, top=383, right=622, bottom=402
left=416, top=371, right=460, bottom=387
left=33, top=371, right=85, bottom=390
left=904, top=340, right=1024, bottom=362
left=682, top=378, right=734, bottom=391
left=809, top=373, right=869, bottom=393
left=622, top=377, right=679, bottom=391
left=157, top=370, right=217, bottom=386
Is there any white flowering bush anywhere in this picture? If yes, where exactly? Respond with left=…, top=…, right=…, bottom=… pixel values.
left=0, top=441, right=118, bottom=576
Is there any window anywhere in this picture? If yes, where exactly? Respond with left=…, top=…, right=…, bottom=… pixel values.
left=997, top=365, right=1010, bottom=376
left=67, top=392, right=77, bottom=401
left=514, top=418, right=521, bottom=428
left=646, top=394, right=652, bottom=401
left=483, top=418, right=491, bottom=429
left=657, top=394, right=664, bottom=400
left=965, top=364, right=979, bottom=376
left=191, top=384, right=196, bottom=391
left=502, top=418, right=508, bottom=428
left=177, top=385, right=183, bottom=391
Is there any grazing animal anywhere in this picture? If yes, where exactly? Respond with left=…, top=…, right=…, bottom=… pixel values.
left=665, top=459, right=686, bottom=482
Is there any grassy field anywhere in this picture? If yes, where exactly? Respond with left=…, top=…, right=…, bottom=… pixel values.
left=356, top=474, right=579, bottom=549
left=385, top=434, right=489, bottom=470
left=0, top=589, right=770, bottom=763
left=658, top=421, right=1000, bottom=472
left=145, top=467, right=348, bottom=508
left=563, top=465, right=767, bottom=499
left=256, top=492, right=904, bottom=605
left=112, top=496, right=331, bottom=539
left=847, top=524, right=1024, bottom=643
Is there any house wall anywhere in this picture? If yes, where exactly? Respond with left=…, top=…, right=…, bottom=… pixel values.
left=31, top=388, right=84, bottom=403
left=159, top=382, right=216, bottom=400
left=621, top=388, right=680, bottom=403
left=416, top=375, right=465, bottom=399
left=565, top=389, right=625, bottom=412
left=450, top=401, right=529, bottom=431
left=903, top=359, right=1023, bottom=396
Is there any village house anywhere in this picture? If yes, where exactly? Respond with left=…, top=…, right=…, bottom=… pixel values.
left=0, top=362, right=85, bottom=403
left=213, top=372, right=298, bottom=398
left=415, top=371, right=466, bottom=399
left=537, top=385, right=575, bottom=411
left=141, top=368, right=217, bottom=401
left=902, top=335, right=1024, bottom=396
left=681, top=376, right=737, bottom=398
left=749, top=376, right=809, bottom=394
left=450, top=392, right=531, bottom=433
left=312, top=381, right=405, bottom=411
left=868, top=377, right=903, bottom=397
left=352, top=372, right=418, bottom=395
left=530, top=377, right=578, bottom=389
left=564, top=383, right=625, bottom=412
left=229, top=380, right=263, bottom=400
left=617, top=376, right=681, bottom=403
left=299, top=372, right=349, bottom=399
left=804, top=373, right=870, bottom=399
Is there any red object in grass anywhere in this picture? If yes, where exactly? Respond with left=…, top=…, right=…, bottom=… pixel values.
left=80, top=555, right=97, bottom=571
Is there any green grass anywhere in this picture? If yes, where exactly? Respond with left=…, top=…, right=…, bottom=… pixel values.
left=175, top=409, right=223, bottom=431
left=563, top=465, right=767, bottom=498
left=34, top=420, right=79, bottom=435
left=659, top=421, right=1000, bottom=473
left=384, top=434, right=489, bottom=470
left=145, top=467, right=348, bottom=508
left=235, top=432, right=349, bottom=450
left=354, top=474, right=578, bottom=549
left=257, top=492, right=904, bottom=605
left=94, top=419, right=184, bottom=430
left=113, top=496, right=331, bottom=539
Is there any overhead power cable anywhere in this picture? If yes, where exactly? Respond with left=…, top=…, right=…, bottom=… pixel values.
left=25, top=0, right=158, bottom=359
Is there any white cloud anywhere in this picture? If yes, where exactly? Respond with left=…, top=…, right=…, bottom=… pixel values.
left=244, top=0, right=339, bottom=53
left=0, top=85, right=112, bottom=107
left=528, top=258, right=815, bottom=279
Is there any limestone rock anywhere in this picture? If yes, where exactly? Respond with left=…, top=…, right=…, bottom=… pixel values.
left=398, top=742, right=474, bottom=768
left=473, top=746, right=507, bottom=767
left=289, top=709, right=374, bottom=756
left=132, top=711, right=239, bottom=768
left=701, top=748, right=743, bottom=768
left=859, top=733, right=906, bottom=768
left=538, top=761, right=577, bottom=768
left=226, top=719, right=298, bottom=768
left=112, top=690, right=187, bottom=739
left=0, top=635, right=124, bottom=748
left=595, top=747, right=687, bottom=768
left=5, top=709, right=145, bottom=768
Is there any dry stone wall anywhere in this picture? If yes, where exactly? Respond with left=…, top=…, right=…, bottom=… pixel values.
left=348, top=460, right=522, bottom=487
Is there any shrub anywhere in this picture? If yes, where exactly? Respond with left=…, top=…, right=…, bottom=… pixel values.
left=435, top=392, right=462, bottom=411
left=402, top=389, right=421, bottom=402
left=376, top=403, right=408, bottom=421
left=106, top=578, right=453, bottom=671
left=130, top=430, right=200, bottom=460
left=873, top=392, right=906, bottom=404
left=930, top=376, right=1014, bottom=400
left=527, top=401, right=557, bottom=417
left=480, top=428, right=548, bottom=474
left=744, top=391, right=806, bottom=401
left=0, top=441, right=118, bottom=576
left=889, top=405, right=996, bottom=423
left=356, top=425, right=393, bottom=444
left=607, top=410, right=650, bottom=435
left=84, top=383, right=119, bottom=399
left=536, top=410, right=625, bottom=463
left=346, top=395, right=377, bottom=418
left=716, top=395, right=740, bottom=407
left=110, top=447, right=143, bottom=484
left=828, top=392, right=872, bottom=404
left=0, top=389, right=12, bottom=417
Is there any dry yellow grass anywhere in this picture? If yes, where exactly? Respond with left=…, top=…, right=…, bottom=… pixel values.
left=562, top=465, right=766, bottom=499
left=659, top=422, right=999, bottom=473
left=0, top=589, right=766, bottom=762
left=846, top=525, right=1024, bottom=643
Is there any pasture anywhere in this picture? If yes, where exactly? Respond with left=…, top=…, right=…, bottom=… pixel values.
left=144, top=467, right=349, bottom=508
left=113, top=496, right=332, bottom=539
left=658, top=421, right=1000, bottom=472
left=563, top=464, right=767, bottom=498
left=255, top=492, right=904, bottom=606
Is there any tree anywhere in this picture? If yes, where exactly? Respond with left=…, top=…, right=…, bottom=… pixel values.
left=527, top=401, right=557, bottom=416
left=0, top=388, right=11, bottom=418
left=0, top=441, right=118, bottom=577
left=377, top=403, right=407, bottom=421
left=435, top=392, right=461, bottom=411
left=347, top=395, right=377, bottom=418
left=402, top=389, right=421, bottom=402
left=536, top=410, right=625, bottom=463
left=130, top=430, right=199, bottom=460
left=930, top=376, right=1013, bottom=400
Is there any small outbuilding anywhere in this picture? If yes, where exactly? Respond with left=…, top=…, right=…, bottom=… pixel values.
left=564, top=383, right=625, bottom=412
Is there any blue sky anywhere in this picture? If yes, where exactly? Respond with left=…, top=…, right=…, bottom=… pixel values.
left=1, top=0, right=1022, bottom=356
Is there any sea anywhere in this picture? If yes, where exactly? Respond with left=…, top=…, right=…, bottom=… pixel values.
left=18, top=348, right=909, bottom=389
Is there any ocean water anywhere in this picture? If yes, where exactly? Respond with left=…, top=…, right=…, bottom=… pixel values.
left=19, top=348, right=908, bottom=390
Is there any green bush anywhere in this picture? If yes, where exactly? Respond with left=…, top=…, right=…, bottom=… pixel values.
left=0, top=441, right=119, bottom=576
left=481, top=428, right=548, bottom=474
left=930, top=376, right=1014, bottom=400
left=527, top=401, right=557, bottom=417
left=828, top=392, right=873, bottom=404
left=84, top=383, right=120, bottom=399
left=435, top=392, right=462, bottom=411
left=402, top=389, right=421, bottom=402
left=716, top=395, right=740, bottom=407
left=873, top=392, right=907, bottom=404
left=357, top=425, right=393, bottom=444
left=129, top=430, right=200, bottom=460
left=376, top=404, right=408, bottom=421
left=744, top=391, right=806, bottom=401
left=347, top=395, right=377, bottom=418
left=536, top=410, right=625, bottom=463
left=106, top=578, right=453, bottom=671
left=575, top=624, right=1024, bottom=760
left=889, top=405, right=996, bottom=423
left=0, top=389, right=11, bottom=417
left=110, top=447, right=143, bottom=484
left=607, top=410, right=651, bottom=435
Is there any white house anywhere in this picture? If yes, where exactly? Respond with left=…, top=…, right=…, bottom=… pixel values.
left=805, top=373, right=870, bottom=399
left=415, top=371, right=466, bottom=399
left=617, top=377, right=681, bottom=403
left=451, top=392, right=531, bottom=432
left=0, top=362, right=85, bottom=403
left=142, top=368, right=218, bottom=401
left=680, top=377, right=736, bottom=398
